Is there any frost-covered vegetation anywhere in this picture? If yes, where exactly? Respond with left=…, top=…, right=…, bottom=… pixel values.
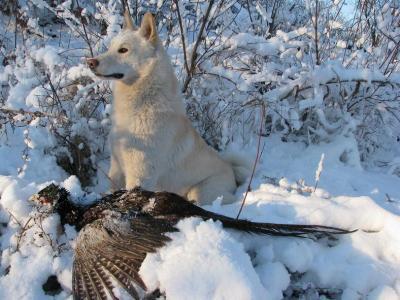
left=0, top=0, right=400, bottom=299
left=1, top=0, right=399, bottom=176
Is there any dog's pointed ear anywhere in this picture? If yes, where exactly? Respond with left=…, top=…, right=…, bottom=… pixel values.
left=123, top=9, right=136, bottom=31
left=139, top=13, right=158, bottom=44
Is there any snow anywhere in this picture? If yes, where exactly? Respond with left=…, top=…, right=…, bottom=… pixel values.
left=32, top=46, right=64, bottom=72
left=226, top=33, right=279, bottom=57
left=140, top=218, right=269, bottom=300
left=139, top=157, right=400, bottom=298
left=0, top=1, right=400, bottom=298
left=1, top=130, right=399, bottom=299
left=61, top=176, right=84, bottom=199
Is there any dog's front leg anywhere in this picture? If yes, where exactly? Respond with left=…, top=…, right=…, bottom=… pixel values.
left=125, top=163, right=158, bottom=191
left=109, top=154, right=125, bottom=191
left=126, top=177, right=157, bottom=191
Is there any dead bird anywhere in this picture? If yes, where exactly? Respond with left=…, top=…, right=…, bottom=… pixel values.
left=31, top=184, right=355, bottom=300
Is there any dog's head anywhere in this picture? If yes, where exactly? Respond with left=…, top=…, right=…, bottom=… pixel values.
left=87, top=11, right=159, bottom=83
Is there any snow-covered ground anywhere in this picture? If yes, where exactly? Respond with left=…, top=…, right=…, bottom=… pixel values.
left=0, top=1, right=399, bottom=299
left=0, top=127, right=399, bottom=299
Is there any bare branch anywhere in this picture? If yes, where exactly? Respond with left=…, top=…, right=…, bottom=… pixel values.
left=236, top=103, right=265, bottom=219
left=173, top=0, right=190, bottom=74
left=182, top=0, right=215, bottom=93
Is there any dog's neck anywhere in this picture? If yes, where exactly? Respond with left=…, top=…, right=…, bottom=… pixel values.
left=113, top=48, right=185, bottom=114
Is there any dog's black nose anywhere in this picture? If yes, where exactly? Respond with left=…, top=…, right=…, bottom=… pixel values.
left=86, top=58, right=99, bottom=69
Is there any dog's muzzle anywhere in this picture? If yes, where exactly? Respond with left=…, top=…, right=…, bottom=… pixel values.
left=86, top=58, right=124, bottom=79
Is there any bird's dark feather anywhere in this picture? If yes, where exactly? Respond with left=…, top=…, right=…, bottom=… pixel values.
left=32, top=185, right=355, bottom=300
left=73, top=214, right=174, bottom=300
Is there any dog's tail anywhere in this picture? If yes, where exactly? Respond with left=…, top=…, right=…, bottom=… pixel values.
left=222, top=151, right=253, bottom=185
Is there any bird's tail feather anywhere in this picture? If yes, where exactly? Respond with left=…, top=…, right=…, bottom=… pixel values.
left=196, top=209, right=356, bottom=238
left=223, top=218, right=356, bottom=238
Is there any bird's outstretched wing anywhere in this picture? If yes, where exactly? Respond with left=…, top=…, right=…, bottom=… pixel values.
left=72, top=214, right=175, bottom=300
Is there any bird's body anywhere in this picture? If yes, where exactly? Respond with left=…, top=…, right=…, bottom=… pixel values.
left=32, top=184, right=354, bottom=300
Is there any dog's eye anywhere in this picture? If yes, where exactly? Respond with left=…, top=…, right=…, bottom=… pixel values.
left=118, top=48, right=128, bottom=53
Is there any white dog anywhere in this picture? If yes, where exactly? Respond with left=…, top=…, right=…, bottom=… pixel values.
left=87, top=11, right=249, bottom=205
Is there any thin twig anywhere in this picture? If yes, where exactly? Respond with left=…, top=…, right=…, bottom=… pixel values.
left=16, top=216, right=33, bottom=251
left=385, top=193, right=396, bottom=203
left=36, top=214, right=55, bottom=250
left=96, top=162, right=117, bottom=191
left=46, top=74, right=66, bottom=115
left=236, top=104, right=265, bottom=219
left=14, top=0, right=18, bottom=49
left=6, top=209, right=23, bottom=227
left=173, top=0, right=189, bottom=74
left=75, top=0, right=94, bottom=57
left=182, top=0, right=215, bottom=93
left=313, top=0, right=320, bottom=65
left=245, top=0, right=255, bottom=31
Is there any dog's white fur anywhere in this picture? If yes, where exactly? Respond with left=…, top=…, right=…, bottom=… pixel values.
left=90, top=12, right=248, bottom=205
